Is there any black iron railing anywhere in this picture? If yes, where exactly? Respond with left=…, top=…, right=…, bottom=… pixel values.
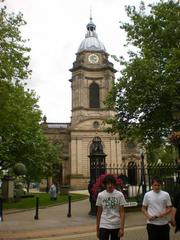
left=90, top=162, right=179, bottom=204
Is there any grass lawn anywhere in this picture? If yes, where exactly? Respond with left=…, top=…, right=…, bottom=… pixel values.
left=3, top=193, right=88, bottom=210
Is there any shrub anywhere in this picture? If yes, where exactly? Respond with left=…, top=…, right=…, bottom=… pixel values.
left=90, top=174, right=125, bottom=200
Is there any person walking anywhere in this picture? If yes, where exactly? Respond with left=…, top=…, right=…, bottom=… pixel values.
left=141, top=176, right=172, bottom=240
left=49, top=182, right=57, bottom=200
left=96, top=174, right=126, bottom=240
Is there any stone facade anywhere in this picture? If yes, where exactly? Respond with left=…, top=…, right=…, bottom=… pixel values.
left=42, top=17, right=140, bottom=189
left=42, top=122, right=71, bottom=185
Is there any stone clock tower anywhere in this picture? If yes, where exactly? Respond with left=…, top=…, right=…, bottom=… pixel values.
left=69, top=17, right=122, bottom=188
left=42, top=16, right=139, bottom=190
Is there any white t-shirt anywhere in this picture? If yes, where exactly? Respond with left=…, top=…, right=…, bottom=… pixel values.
left=142, top=190, right=172, bottom=225
left=96, top=189, right=126, bottom=229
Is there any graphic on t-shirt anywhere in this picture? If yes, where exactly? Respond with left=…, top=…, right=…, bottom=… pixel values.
left=102, top=197, right=119, bottom=209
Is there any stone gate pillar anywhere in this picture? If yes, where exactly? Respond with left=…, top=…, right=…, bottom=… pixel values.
left=2, top=175, right=14, bottom=201
left=88, top=136, right=106, bottom=215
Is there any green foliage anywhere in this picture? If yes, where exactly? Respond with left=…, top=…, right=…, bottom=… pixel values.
left=0, top=81, right=60, bottom=186
left=146, top=144, right=176, bottom=163
left=0, top=4, right=60, bottom=187
left=105, top=1, right=180, bottom=148
left=0, top=81, right=42, bottom=170
left=14, top=163, right=27, bottom=175
left=23, top=136, right=60, bottom=188
left=14, top=181, right=26, bottom=201
left=0, top=5, right=31, bottom=84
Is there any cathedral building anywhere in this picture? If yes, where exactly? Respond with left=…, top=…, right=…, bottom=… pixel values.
left=42, top=17, right=139, bottom=189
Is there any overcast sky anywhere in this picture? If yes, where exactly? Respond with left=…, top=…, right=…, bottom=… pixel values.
left=4, top=0, right=159, bottom=123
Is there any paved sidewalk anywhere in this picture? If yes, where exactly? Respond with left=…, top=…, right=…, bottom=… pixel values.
left=0, top=192, right=179, bottom=240
left=0, top=192, right=145, bottom=240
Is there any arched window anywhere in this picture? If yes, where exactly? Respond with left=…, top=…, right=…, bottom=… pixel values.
left=89, top=83, right=100, bottom=108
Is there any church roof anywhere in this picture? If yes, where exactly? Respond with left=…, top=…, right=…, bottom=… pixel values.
left=77, top=16, right=106, bottom=53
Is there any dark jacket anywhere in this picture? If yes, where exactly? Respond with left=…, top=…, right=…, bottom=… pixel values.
left=174, top=190, right=180, bottom=233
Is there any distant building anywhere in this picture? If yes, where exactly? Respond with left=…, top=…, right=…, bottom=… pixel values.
left=42, top=17, right=139, bottom=189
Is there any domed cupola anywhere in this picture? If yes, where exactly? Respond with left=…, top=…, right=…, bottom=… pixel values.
left=77, top=16, right=106, bottom=53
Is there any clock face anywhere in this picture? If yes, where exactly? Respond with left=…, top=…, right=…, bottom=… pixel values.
left=88, top=54, right=99, bottom=64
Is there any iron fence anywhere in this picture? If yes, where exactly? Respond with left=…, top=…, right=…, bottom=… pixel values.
left=91, top=162, right=180, bottom=203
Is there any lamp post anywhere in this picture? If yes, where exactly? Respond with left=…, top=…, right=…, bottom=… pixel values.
left=140, top=147, right=146, bottom=195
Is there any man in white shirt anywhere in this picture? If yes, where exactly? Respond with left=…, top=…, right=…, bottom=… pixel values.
left=141, top=176, right=172, bottom=240
left=96, top=175, right=126, bottom=240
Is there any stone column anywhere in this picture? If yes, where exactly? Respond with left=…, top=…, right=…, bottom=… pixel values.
left=2, top=176, right=14, bottom=201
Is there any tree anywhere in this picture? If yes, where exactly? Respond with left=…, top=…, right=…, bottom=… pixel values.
left=23, top=135, right=60, bottom=192
left=0, top=81, right=42, bottom=171
left=0, top=4, right=31, bottom=84
left=146, top=144, right=176, bottom=163
left=0, top=3, right=60, bottom=184
left=106, top=0, right=180, bottom=148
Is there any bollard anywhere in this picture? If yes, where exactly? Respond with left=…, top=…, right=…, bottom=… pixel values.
left=67, top=195, right=71, bottom=217
left=0, top=197, right=3, bottom=222
left=34, top=197, right=39, bottom=220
